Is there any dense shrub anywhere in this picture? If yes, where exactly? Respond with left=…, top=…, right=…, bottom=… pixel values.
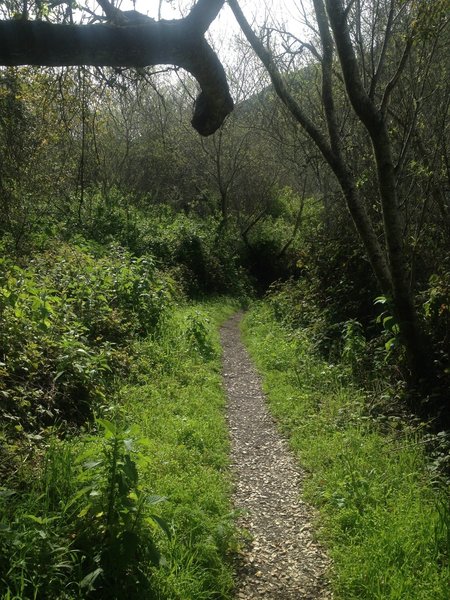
left=422, top=270, right=450, bottom=366
left=0, top=240, right=174, bottom=429
left=70, top=191, right=251, bottom=299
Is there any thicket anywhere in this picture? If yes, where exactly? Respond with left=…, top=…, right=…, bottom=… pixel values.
left=0, top=238, right=174, bottom=432
left=263, top=229, right=450, bottom=425
left=0, top=174, right=248, bottom=595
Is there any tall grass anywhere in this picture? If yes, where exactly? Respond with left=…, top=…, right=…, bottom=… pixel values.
left=0, top=299, right=238, bottom=599
left=242, top=302, right=449, bottom=600
left=122, top=300, right=239, bottom=599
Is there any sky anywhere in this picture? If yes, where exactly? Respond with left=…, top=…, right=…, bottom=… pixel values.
left=116, top=0, right=310, bottom=40
left=120, top=1, right=291, bottom=22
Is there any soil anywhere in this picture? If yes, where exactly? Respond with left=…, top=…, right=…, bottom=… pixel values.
left=220, top=312, right=332, bottom=600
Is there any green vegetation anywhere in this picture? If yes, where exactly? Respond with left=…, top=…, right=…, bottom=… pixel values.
left=1, top=1, right=449, bottom=597
left=1, top=299, right=238, bottom=599
left=123, top=302, right=238, bottom=599
left=242, top=302, right=449, bottom=599
left=0, top=239, right=174, bottom=433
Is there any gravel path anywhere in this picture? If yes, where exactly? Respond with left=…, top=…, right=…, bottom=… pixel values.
left=220, top=312, right=332, bottom=600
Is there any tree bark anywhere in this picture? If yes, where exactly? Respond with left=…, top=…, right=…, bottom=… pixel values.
left=324, top=0, right=433, bottom=385
left=0, top=6, right=233, bottom=135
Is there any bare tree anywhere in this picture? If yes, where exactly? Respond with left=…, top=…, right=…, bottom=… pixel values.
left=228, top=0, right=448, bottom=391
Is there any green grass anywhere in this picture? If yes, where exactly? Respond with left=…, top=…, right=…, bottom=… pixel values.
left=122, top=299, right=239, bottom=599
left=242, top=302, right=449, bottom=600
left=0, top=298, right=239, bottom=600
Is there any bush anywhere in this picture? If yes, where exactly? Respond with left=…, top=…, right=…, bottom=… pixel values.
left=67, top=190, right=251, bottom=299
left=0, top=240, right=174, bottom=429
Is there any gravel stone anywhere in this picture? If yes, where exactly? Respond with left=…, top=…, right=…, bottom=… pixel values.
left=221, top=313, right=332, bottom=600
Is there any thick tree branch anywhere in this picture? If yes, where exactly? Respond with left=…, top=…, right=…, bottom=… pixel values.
left=0, top=3, right=233, bottom=135
left=185, top=0, right=226, bottom=35
left=312, top=0, right=341, bottom=158
left=325, top=0, right=380, bottom=131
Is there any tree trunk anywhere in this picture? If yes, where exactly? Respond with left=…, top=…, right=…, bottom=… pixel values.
left=325, top=0, right=434, bottom=386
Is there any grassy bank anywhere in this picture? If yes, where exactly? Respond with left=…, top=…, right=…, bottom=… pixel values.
left=0, top=299, right=238, bottom=599
left=122, top=300, right=238, bottom=599
left=242, top=302, right=449, bottom=600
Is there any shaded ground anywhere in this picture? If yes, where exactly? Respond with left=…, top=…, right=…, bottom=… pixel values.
left=220, top=313, right=332, bottom=600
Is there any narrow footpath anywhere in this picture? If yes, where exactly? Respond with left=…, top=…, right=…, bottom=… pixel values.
left=220, top=313, right=332, bottom=600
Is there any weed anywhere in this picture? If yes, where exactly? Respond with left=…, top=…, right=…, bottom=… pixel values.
left=0, top=418, right=169, bottom=599
left=184, top=310, right=217, bottom=360
left=70, top=417, right=169, bottom=598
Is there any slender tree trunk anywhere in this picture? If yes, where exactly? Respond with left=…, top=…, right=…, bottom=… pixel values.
left=371, top=124, right=432, bottom=383
left=336, top=166, right=392, bottom=295
left=228, top=0, right=392, bottom=294
left=325, top=0, right=434, bottom=386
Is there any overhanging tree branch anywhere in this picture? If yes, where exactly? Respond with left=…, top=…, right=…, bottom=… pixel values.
left=185, top=0, right=226, bottom=35
left=0, top=0, right=233, bottom=135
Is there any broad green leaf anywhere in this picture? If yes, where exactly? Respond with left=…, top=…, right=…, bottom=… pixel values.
left=80, top=568, right=103, bottom=591
left=96, top=418, right=116, bottom=437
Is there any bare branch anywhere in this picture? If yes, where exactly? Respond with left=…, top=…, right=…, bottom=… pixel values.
left=369, top=0, right=395, bottom=99
left=380, top=36, right=413, bottom=114
left=228, top=0, right=335, bottom=168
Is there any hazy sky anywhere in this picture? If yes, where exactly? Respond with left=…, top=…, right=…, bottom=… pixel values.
left=120, top=1, right=291, bottom=21
left=117, top=1, right=309, bottom=39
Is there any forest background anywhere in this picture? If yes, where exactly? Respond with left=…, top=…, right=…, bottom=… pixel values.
left=0, top=0, right=449, bottom=598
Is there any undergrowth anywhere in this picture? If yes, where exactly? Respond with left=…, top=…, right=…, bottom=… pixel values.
left=0, top=239, right=175, bottom=433
left=242, top=302, right=449, bottom=600
left=122, top=300, right=238, bottom=599
left=0, top=299, right=238, bottom=599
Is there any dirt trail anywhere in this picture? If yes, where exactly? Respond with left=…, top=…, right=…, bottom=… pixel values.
left=220, top=312, right=332, bottom=600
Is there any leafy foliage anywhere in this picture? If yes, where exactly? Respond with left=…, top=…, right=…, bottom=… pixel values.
left=0, top=1, right=449, bottom=595
left=0, top=240, right=174, bottom=430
